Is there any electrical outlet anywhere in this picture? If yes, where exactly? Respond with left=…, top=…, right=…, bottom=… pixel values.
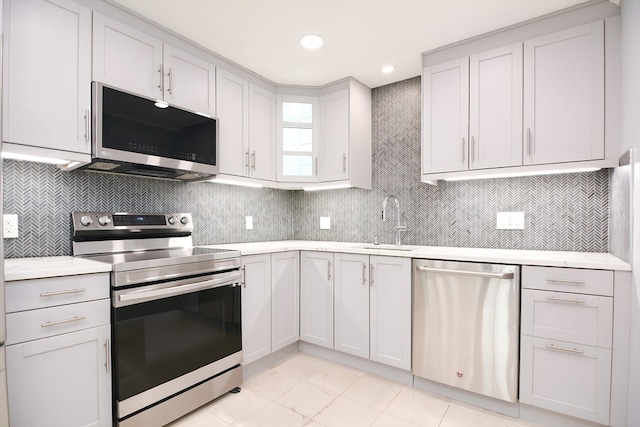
left=4, top=214, right=19, bottom=238
left=320, top=216, right=331, bottom=230
left=245, top=216, right=253, bottom=230
left=497, top=212, right=525, bottom=230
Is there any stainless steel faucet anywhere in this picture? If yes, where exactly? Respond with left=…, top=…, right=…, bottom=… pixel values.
left=382, top=195, right=407, bottom=245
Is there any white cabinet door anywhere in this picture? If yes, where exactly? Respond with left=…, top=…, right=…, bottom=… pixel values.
left=523, top=21, right=604, bottom=165
left=93, top=13, right=163, bottom=100
left=271, top=251, right=299, bottom=351
left=6, top=325, right=112, bottom=427
left=334, top=253, right=369, bottom=358
left=241, top=254, right=271, bottom=365
left=318, top=89, right=349, bottom=182
left=249, top=83, right=277, bottom=181
left=217, top=69, right=250, bottom=177
left=422, top=58, right=469, bottom=174
left=300, top=251, right=334, bottom=349
left=163, top=45, right=215, bottom=115
left=369, top=256, right=411, bottom=370
left=469, top=43, right=523, bottom=170
left=3, top=0, right=92, bottom=154
left=520, top=335, right=611, bottom=425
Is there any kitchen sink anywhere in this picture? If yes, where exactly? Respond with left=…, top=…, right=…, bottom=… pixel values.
left=352, top=244, right=416, bottom=252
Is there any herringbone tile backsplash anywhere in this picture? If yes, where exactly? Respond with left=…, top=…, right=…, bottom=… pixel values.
left=3, top=76, right=611, bottom=258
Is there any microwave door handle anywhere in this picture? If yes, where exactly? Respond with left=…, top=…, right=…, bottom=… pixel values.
left=118, top=274, right=239, bottom=304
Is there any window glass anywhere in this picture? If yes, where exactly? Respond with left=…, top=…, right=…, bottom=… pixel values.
left=282, top=128, right=312, bottom=152
left=282, top=102, right=312, bottom=124
left=283, top=155, right=313, bottom=176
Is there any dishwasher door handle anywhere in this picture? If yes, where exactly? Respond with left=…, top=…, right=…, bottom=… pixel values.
left=415, top=265, right=514, bottom=280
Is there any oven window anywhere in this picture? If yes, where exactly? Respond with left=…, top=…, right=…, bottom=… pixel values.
left=113, top=285, right=241, bottom=401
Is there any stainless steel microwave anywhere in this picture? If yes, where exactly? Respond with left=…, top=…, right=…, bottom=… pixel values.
left=80, top=82, right=219, bottom=181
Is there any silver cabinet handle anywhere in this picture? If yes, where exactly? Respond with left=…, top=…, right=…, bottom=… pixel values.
left=315, top=157, right=318, bottom=176
left=245, top=151, right=250, bottom=168
left=84, top=110, right=90, bottom=142
left=526, top=128, right=531, bottom=155
left=470, top=135, right=475, bottom=162
left=158, top=65, right=164, bottom=92
left=546, top=278, right=586, bottom=285
left=362, top=263, right=367, bottom=285
left=104, top=339, right=110, bottom=373
left=41, top=315, right=87, bottom=328
left=370, top=264, right=374, bottom=286
left=251, top=150, right=256, bottom=170
left=327, top=261, right=332, bottom=281
left=167, top=68, right=173, bottom=95
left=40, top=288, right=86, bottom=297
left=461, top=137, right=466, bottom=161
left=545, top=344, right=584, bottom=354
left=546, top=296, right=585, bottom=304
left=343, top=153, right=347, bottom=172
left=415, top=265, right=514, bottom=280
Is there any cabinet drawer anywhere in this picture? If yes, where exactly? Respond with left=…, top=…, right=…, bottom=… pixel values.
left=6, top=299, right=110, bottom=345
left=522, top=266, right=613, bottom=296
left=5, top=273, right=109, bottom=313
left=519, top=335, right=611, bottom=424
left=521, top=289, right=612, bottom=347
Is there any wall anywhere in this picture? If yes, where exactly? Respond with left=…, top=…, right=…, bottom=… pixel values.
left=293, top=76, right=610, bottom=252
left=2, top=160, right=294, bottom=258
left=620, top=0, right=640, bottom=425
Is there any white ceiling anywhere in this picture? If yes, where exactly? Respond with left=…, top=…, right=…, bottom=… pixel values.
left=112, top=0, right=593, bottom=88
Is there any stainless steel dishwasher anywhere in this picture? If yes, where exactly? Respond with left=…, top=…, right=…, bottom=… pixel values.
left=412, top=259, right=519, bottom=403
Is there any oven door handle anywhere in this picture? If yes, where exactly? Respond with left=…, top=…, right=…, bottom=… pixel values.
left=118, top=273, right=239, bottom=304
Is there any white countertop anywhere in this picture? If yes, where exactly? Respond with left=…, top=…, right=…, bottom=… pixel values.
left=4, top=240, right=630, bottom=281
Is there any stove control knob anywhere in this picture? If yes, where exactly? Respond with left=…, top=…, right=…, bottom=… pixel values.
left=80, top=216, right=93, bottom=226
left=98, top=216, right=111, bottom=226
left=180, top=216, right=189, bottom=225
left=167, top=216, right=177, bottom=225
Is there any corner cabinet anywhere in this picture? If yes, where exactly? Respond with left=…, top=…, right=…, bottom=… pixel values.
left=93, top=12, right=215, bottom=115
left=2, top=0, right=92, bottom=155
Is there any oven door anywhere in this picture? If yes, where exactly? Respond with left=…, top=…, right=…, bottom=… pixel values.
left=112, top=270, right=242, bottom=420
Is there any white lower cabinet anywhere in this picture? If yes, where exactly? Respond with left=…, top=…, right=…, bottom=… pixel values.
left=520, top=266, right=613, bottom=425
left=6, top=326, right=112, bottom=427
left=242, top=252, right=300, bottom=365
left=5, top=273, right=111, bottom=427
left=241, top=254, right=272, bottom=365
left=271, top=251, right=300, bottom=351
left=301, top=251, right=411, bottom=370
left=300, top=251, right=334, bottom=348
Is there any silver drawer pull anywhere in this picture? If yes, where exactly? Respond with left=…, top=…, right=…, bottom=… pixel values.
left=40, top=288, right=86, bottom=297
left=41, top=315, right=87, bottom=328
left=545, top=344, right=584, bottom=354
left=546, top=296, right=585, bottom=304
left=546, top=278, right=585, bottom=285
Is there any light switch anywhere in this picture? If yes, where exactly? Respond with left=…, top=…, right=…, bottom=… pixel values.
left=497, top=212, right=524, bottom=230
left=320, top=216, right=331, bottom=230
left=245, top=216, right=253, bottom=230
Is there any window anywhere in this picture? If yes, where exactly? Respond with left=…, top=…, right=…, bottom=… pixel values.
left=278, top=96, right=317, bottom=180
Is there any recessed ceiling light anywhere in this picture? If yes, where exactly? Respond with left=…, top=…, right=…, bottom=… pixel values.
left=299, top=34, right=324, bottom=49
left=381, top=65, right=395, bottom=73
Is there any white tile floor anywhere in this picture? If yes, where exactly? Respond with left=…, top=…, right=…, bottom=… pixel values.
left=169, top=353, right=542, bottom=427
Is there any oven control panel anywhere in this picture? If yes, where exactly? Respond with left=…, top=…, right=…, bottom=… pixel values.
left=72, top=212, right=193, bottom=233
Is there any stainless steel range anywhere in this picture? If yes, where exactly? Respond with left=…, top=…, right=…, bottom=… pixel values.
left=72, top=212, right=243, bottom=427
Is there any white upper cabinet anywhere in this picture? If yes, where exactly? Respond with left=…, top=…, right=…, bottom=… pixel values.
left=93, top=13, right=215, bottom=115
left=318, top=89, right=349, bottom=182
left=469, top=43, right=523, bottom=169
left=523, top=21, right=604, bottom=165
left=217, top=69, right=250, bottom=177
left=277, top=94, right=318, bottom=183
left=422, top=58, right=469, bottom=175
left=3, top=0, right=92, bottom=154
left=248, top=83, right=277, bottom=181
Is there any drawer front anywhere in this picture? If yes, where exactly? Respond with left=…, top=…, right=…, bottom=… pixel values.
left=519, top=335, right=611, bottom=425
left=6, top=299, right=110, bottom=345
left=5, top=273, right=110, bottom=313
left=522, top=266, right=613, bottom=296
left=521, top=289, right=613, bottom=347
